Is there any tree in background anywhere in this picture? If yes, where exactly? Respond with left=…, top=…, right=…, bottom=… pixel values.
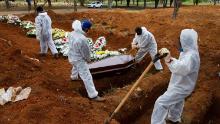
left=155, top=0, right=159, bottom=8
left=26, top=0, right=32, bottom=11
left=162, top=0, right=174, bottom=7
left=213, top=0, right=219, bottom=5
left=126, top=0, right=130, bottom=7
left=33, top=0, right=37, bottom=8
left=108, top=0, right=113, bottom=8
left=47, top=0, right=52, bottom=7
left=4, top=0, right=10, bottom=9
left=144, top=0, right=147, bottom=8
left=193, top=0, right=199, bottom=5
left=38, top=0, right=52, bottom=8
left=172, top=0, right=181, bottom=19
left=74, top=0, right=77, bottom=11
left=163, top=0, right=168, bottom=7
left=170, top=0, right=173, bottom=6
left=79, top=0, right=85, bottom=6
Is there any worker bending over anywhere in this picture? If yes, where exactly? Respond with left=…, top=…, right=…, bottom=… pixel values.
left=132, top=27, right=163, bottom=71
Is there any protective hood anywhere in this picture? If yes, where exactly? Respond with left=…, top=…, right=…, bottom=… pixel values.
left=72, top=20, right=85, bottom=34
left=38, top=12, right=47, bottom=16
left=141, top=27, right=148, bottom=34
left=180, top=29, right=198, bottom=52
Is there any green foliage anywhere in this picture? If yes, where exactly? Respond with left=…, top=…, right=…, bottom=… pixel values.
left=182, top=0, right=191, bottom=2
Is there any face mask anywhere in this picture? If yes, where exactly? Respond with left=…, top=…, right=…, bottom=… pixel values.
left=178, top=47, right=183, bottom=52
left=178, top=40, right=183, bottom=52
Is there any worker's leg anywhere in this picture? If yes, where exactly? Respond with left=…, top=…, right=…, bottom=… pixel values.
left=151, top=90, right=188, bottom=124
left=39, top=38, right=48, bottom=54
left=135, top=49, right=148, bottom=63
left=27, top=1, right=31, bottom=11
left=167, top=100, right=184, bottom=122
left=76, top=61, right=98, bottom=98
left=70, top=63, right=79, bottom=80
left=149, top=50, right=163, bottom=70
left=47, top=34, right=58, bottom=55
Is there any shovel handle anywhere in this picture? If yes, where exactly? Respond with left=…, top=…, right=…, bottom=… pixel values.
left=113, top=62, right=153, bottom=113
left=105, top=62, right=154, bottom=124
left=104, top=53, right=168, bottom=124
left=127, top=48, right=137, bottom=55
left=153, top=53, right=168, bottom=63
left=105, top=61, right=153, bottom=124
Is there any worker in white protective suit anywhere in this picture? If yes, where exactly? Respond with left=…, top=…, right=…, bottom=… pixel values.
left=151, top=29, right=200, bottom=124
left=131, top=27, right=163, bottom=71
left=68, top=19, right=105, bottom=102
left=35, top=6, right=58, bottom=58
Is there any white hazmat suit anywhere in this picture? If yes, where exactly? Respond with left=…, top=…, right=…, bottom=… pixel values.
left=68, top=20, right=98, bottom=99
left=151, top=29, right=200, bottom=124
left=35, top=12, right=58, bottom=55
left=132, top=27, right=163, bottom=70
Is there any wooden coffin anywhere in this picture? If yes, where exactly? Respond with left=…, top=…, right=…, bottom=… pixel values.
left=89, top=55, right=135, bottom=75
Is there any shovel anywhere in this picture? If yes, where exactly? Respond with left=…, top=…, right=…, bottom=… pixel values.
left=127, top=48, right=137, bottom=56
left=104, top=53, right=167, bottom=124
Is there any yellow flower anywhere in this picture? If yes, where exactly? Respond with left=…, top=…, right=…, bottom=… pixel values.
left=95, top=51, right=105, bottom=55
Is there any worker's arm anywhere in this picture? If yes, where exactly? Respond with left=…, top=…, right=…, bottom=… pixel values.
left=35, top=17, right=42, bottom=40
left=131, top=34, right=139, bottom=49
left=79, top=38, right=91, bottom=63
left=166, top=54, right=194, bottom=76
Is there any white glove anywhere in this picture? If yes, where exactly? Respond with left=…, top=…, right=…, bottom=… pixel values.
left=36, top=35, right=40, bottom=41
left=159, top=48, right=171, bottom=63
left=131, top=44, right=138, bottom=49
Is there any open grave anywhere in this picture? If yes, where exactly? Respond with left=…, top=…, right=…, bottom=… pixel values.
left=0, top=6, right=220, bottom=124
